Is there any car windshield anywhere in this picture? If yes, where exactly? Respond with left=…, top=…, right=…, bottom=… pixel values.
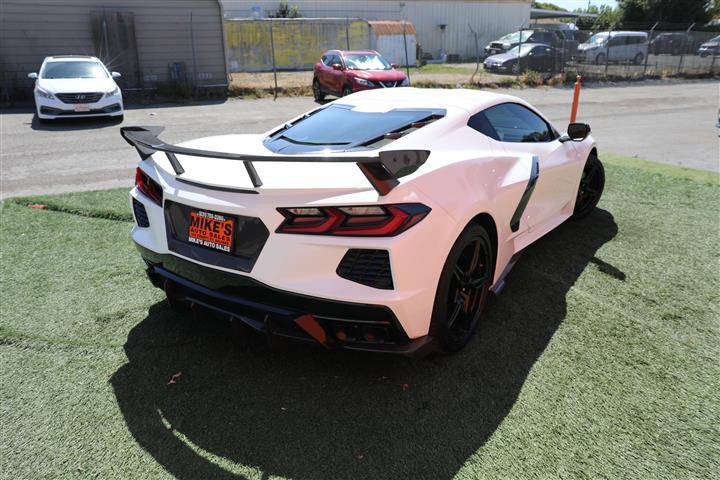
left=274, top=104, right=438, bottom=146
left=507, top=44, right=535, bottom=56
left=41, top=61, right=107, bottom=79
left=711, top=35, right=720, bottom=43
left=586, top=33, right=609, bottom=45
left=499, top=31, right=533, bottom=44
left=344, top=53, right=391, bottom=70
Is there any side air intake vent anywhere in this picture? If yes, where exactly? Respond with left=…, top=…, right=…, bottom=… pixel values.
left=133, top=198, right=150, bottom=227
left=337, top=249, right=393, bottom=290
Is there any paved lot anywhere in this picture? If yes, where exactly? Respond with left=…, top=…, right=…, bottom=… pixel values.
left=0, top=80, right=717, bottom=199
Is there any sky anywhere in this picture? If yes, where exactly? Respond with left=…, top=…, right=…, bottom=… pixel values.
left=547, top=0, right=619, bottom=10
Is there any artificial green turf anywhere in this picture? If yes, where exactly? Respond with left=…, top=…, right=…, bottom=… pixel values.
left=0, top=155, right=718, bottom=479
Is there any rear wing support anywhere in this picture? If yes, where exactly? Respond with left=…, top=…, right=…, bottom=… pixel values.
left=120, top=126, right=429, bottom=196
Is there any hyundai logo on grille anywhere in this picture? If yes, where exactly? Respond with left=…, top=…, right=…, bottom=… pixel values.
left=75, top=95, right=86, bottom=100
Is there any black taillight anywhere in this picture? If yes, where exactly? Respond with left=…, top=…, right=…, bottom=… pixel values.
left=276, top=204, right=430, bottom=237
left=135, top=167, right=163, bottom=205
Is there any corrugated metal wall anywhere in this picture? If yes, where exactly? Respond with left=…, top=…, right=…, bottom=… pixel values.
left=0, top=0, right=227, bottom=98
left=225, top=18, right=370, bottom=71
left=221, top=0, right=531, bottom=60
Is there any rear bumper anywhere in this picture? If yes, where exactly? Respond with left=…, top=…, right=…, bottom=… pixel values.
left=138, top=244, right=434, bottom=356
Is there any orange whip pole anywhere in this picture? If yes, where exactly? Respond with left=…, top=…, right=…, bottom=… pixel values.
left=570, top=75, right=582, bottom=123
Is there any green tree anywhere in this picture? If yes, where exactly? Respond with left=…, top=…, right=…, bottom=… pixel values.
left=619, top=0, right=712, bottom=27
left=268, top=0, right=300, bottom=18
left=532, top=2, right=567, bottom=11
left=574, top=5, right=622, bottom=31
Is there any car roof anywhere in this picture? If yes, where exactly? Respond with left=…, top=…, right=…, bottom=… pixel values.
left=45, top=55, right=100, bottom=62
left=333, top=50, right=379, bottom=56
left=609, top=31, right=648, bottom=36
left=335, top=87, right=525, bottom=114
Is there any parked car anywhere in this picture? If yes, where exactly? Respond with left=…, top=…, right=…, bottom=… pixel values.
left=28, top=55, right=123, bottom=122
left=312, top=50, right=408, bottom=101
left=649, top=32, right=691, bottom=55
left=484, top=44, right=559, bottom=74
left=121, top=87, right=603, bottom=355
left=484, top=29, right=576, bottom=58
left=573, top=31, right=648, bottom=65
left=698, top=35, right=720, bottom=57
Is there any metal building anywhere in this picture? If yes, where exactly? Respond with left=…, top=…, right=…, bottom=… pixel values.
left=0, top=0, right=228, bottom=99
left=221, top=0, right=532, bottom=60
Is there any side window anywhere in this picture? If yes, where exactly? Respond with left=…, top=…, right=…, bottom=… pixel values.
left=478, top=103, right=557, bottom=143
left=321, top=55, right=329, bottom=65
left=467, top=111, right=499, bottom=140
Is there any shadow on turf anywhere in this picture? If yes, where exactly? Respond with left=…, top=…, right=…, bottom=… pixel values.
left=111, top=208, right=619, bottom=480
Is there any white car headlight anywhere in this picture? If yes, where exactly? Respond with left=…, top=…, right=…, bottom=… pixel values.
left=354, top=78, right=373, bottom=87
left=400, top=77, right=409, bottom=86
left=36, top=86, right=54, bottom=100
left=105, top=86, right=120, bottom=97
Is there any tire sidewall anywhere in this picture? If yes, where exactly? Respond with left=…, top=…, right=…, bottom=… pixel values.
left=429, top=223, right=495, bottom=353
left=572, top=153, right=605, bottom=219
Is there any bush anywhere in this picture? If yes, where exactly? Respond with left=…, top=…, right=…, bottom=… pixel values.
left=520, top=69, right=544, bottom=86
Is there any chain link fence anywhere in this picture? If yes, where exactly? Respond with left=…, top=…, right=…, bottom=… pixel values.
left=481, top=24, right=718, bottom=81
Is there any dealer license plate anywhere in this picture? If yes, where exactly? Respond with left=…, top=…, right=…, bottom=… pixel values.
left=187, top=209, right=235, bottom=253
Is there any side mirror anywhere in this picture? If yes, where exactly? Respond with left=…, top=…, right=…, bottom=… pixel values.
left=331, top=63, right=343, bottom=71
left=28, top=72, right=38, bottom=79
left=560, top=123, right=591, bottom=142
left=111, top=71, right=122, bottom=78
left=390, top=63, right=399, bottom=69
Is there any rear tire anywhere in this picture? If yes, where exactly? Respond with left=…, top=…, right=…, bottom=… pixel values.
left=312, top=78, right=325, bottom=101
left=429, top=223, right=495, bottom=353
left=572, top=153, right=605, bottom=219
left=633, top=52, right=644, bottom=65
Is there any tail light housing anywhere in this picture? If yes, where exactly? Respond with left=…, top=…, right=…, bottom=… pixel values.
left=135, top=167, right=163, bottom=205
left=276, top=204, right=430, bottom=237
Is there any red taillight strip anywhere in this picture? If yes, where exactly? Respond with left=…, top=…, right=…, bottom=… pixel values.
left=135, top=167, right=163, bottom=205
left=276, top=204, right=430, bottom=237
left=279, top=208, right=343, bottom=233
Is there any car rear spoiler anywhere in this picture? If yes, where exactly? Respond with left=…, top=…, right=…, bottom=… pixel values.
left=120, top=126, right=430, bottom=196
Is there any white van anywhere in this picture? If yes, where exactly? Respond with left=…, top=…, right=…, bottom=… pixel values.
left=574, top=31, right=649, bottom=65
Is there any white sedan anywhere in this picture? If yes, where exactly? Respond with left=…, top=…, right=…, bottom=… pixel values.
left=29, top=55, right=124, bottom=121
left=123, top=88, right=604, bottom=355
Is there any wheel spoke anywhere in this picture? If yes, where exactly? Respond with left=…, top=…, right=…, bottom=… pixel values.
left=453, top=265, right=464, bottom=282
left=467, top=240, right=482, bottom=274
left=468, top=273, right=490, bottom=288
left=447, top=301, right=463, bottom=329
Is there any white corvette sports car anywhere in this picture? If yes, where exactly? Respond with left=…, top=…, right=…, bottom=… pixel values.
left=124, top=88, right=604, bottom=355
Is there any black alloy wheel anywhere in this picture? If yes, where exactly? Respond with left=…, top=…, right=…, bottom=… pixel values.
left=430, top=224, right=494, bottom=353
left=572, top=153, right=605, bottom=219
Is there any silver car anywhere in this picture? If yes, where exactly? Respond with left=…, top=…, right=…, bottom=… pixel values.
left=574, top=31, right=649, bottom=65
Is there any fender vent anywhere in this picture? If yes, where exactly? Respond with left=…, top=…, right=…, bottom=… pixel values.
left=337, top=249, right=393, bottom=290
left=132, top=198, right=150, bottom=228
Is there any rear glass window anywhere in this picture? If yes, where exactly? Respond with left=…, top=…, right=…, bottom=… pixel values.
left=270, top=104, right=440, bottom=147
left=41, top=61, right=107, bottom=79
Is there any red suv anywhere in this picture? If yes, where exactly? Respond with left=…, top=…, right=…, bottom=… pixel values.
left=312, top=50, right=409, bottom=101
